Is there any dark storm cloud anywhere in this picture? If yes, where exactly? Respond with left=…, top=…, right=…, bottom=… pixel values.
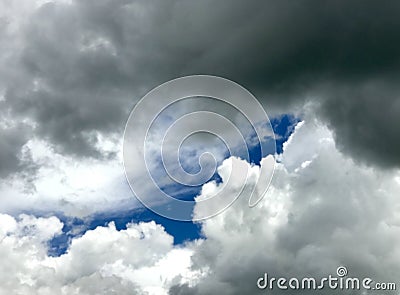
left=0, top=120, right=36, bottom=178
left=318, top=80, right=400, bottom=168
left=1, top=0, right=400, bottom=167
left=0, top=126, right=26, bottom=177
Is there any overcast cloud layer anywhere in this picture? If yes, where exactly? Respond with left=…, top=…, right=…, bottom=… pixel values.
left=1, top=0, right=400, bottom=178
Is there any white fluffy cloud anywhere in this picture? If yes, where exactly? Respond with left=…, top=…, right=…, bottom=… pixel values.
left=1, top=117, right=400, bottom=295
left=171, top=118, right=400, bottom=294
left=0, top=138, right=138, bottom=217
left=0, top=214, right=197, bottom=294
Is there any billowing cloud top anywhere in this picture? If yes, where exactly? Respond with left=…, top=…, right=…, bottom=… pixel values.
left=1, top=118, right=400, bottom=294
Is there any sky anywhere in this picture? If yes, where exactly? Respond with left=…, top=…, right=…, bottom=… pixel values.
left=0, top=0, right=400, bottom=294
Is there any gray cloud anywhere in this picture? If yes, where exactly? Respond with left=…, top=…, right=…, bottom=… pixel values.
left=0, top=120, right=36, bottom=178
left=317, top=80, right=400, bottom=168
left=1, top=0, right=400, bottom=173
left=0, top=126, right=25, bottom=177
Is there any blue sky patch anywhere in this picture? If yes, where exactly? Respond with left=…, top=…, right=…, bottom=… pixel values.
left=48, top=113, right=300, bottom=257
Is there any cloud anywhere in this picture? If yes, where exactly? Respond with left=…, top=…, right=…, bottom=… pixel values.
left=1, top=1, right=400, bottom=293
left=316, top=81, right=400, bottom=168
left=1, top=0, right=400, bottom=170
left=0, top=213, right=196, bottom=294
left=171, top=118, right=400, bottom=294
left=2, top=117, right=400, bottom=294
left=0, top=138, right=135, bottom=217
left=0, top=123, right=33, bottom=177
